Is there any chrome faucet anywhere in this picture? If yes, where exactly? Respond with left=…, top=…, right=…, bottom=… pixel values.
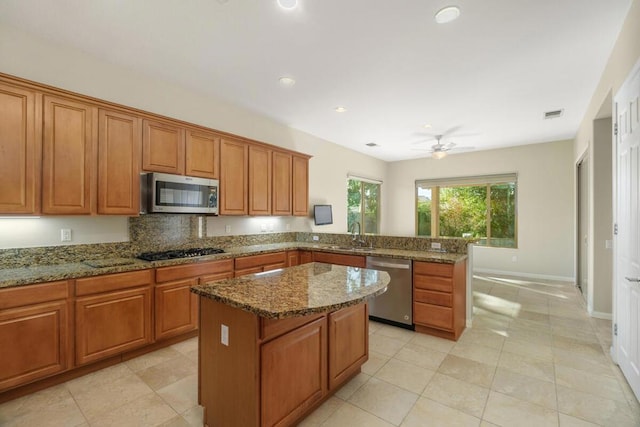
left=349, top=221, right=367, bottom=247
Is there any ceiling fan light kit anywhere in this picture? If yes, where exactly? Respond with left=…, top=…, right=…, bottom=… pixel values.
left=432, top=150, right=447, bottom=160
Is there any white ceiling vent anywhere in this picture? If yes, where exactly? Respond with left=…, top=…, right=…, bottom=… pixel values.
left=365, top=142, right=379, bottom=147
left=543, top=109, right=564, bottom=119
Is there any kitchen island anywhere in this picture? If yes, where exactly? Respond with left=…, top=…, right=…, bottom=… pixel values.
left=191, top=262, right=390, bottom=427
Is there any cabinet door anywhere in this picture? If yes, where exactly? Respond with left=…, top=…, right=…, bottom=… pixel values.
left=98, top=109, right=141, bottom=215
left=300, top=250, right=313, bottom=265
left=185, top=129, right=219, bottom=179
left=272, top=151, right=292, bottom=216
left=42, top=96, right=96, bottom=214
left=261, top=317, right=327, bottom=427
left=142, top=119, right=185, bottom=174
left=0, top=82, right=41, bottom=214
left=0, top=301, right=68, bottom=391
left=248, top=145, right=272, bottom=215
left=328, top=303, right=368, bottom=390
left=75, top=287, right=152, bottom=365
left=292, top=155, right=309, bottom=216
left=219, top=138, right=248, bottom=215
left=155, top=279, right=198, bottom=341
left=287, top=250, right=300, bottom=267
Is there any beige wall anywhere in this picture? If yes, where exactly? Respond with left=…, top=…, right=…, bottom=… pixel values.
left=0, top=24, right=387, bottom=248
left=386, top=140, right=576, bottom=280
left=573, top=0, right=640, bottom=317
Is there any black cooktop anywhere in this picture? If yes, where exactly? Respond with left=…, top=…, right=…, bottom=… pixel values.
left=137, top=247, right=225, bottom=261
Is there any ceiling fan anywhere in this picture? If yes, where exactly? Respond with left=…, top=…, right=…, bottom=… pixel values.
left=412, top=134, right=474, bottom=159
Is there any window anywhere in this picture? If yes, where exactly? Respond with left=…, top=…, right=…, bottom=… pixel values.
left=347, top=178, right=380, bottom=234
left=416, top=174, right=517, bottom=248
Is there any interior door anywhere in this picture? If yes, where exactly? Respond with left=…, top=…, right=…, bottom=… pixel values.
left=614, top=61, right=640, bottom=401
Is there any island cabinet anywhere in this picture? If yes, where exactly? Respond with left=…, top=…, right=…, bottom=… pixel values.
left=234, top=252, right=287, bottom=277
left=413, top=260, right=467, bottom=340
left=75, top=270, right=153, bottom=365
left=312, top=252, right=366, bottom=268
left=154, top=259, right=233, bottom=341
left=0, top=281, right=70, bottom=392
left=198, top=299, right=369, bottom=427
left=0, top=81, right=41, bottom=214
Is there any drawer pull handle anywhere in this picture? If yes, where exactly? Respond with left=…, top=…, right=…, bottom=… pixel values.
left=625, top=277, right=640, bottom=283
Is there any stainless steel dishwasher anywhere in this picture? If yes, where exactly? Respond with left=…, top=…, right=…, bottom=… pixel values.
left=366, top=256, right=413, bottom=329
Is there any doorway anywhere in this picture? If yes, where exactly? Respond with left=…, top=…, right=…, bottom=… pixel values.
left=577, top=156, right=589, bottom=302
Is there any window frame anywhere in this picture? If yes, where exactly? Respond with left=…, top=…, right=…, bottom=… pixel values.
left=415, top=173, right=518, bottom=248
left=347, top=177, right=381, bottom=235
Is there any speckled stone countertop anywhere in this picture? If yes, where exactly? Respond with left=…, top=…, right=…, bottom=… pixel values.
left=191, top=262, right=390, bottom=319
left=0, top=242, right=466, bottom=289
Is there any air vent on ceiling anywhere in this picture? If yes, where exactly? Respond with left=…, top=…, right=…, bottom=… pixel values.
left=543, top=109, right=564, bottom=119
left=365, top=142, right=378, bottom=147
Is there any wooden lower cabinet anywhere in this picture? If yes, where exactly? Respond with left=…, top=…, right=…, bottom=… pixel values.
left=299, top=250, right=313, bottom=265
left=234, top=252, right=287, bottom=277
left=0, top=281, right=70, bottom=392
left=155, top=279, right=198, bottom=341
left=155, top=259, right=234, bottom=341
left=261, top=317, right=327, bottom=427
left=75, top=270, right=154, bottom=365
left=75, top=286, right=152, bottom=366
left=312, top=252, right=366, bottom=268
left=328, top=303, right=368, bottom=389
left=199, top=298, right=369, bottom=427
left=413, top=260, right=466, bottom=340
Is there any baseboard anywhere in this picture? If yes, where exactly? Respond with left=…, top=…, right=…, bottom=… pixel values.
left=589, top=310, right=612, bottom=320
left=473, top=268, right=575, bottom=283
left=466, top=319, right=473, bottom=328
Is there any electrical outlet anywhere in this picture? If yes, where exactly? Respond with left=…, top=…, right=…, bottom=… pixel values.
left=225, top=225, right=231, bottom=233
left=512, top=255, right=518, bottom=262
left=431, top=242, right=441, bottom=250
left=312, top=235, right=319, bottom=241
left=268, top=223, right=274, bottom=232
left=261, top=223, right=267, bottom=232
left=61, top=228, right=72, bottom=242
left=221, top=324, right=229, bottom=346
left=286, top=223, right=291, bottom=231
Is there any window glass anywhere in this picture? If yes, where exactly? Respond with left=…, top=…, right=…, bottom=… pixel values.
left=348, top=179, right=380, bottom=234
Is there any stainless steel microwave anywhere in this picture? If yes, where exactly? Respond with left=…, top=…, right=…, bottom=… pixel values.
left=141, top=172, right=219, bottom=214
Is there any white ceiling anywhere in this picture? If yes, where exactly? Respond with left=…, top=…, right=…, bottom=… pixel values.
left=0, top=0, right=632, bottom=161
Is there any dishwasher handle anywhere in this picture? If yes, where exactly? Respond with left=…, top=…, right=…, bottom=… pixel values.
left=367, top=260, right=411, bottom=270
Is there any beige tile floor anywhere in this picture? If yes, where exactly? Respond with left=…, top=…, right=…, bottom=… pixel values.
left=1, top=274, right=639, bottom=426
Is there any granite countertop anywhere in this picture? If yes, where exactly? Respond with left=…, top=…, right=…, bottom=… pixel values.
left=191, top=262, right=390, bottom=319
left=0, top=242, right=467, bottom=289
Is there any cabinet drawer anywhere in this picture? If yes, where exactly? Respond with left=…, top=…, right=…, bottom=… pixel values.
left=76, top=269, right=153, bottom=296
left=312, top=252, right=366, bottom=268
left=234, top=252, right=287, bottom=270
left=0, top=281, right=69, bottom=310
left=414, top=289, right=452, bottom=307
left=155, top=259, right=233, bottom=283
left=414, top=302, right=453, bottom=330
left=260, top=313, right=325, bottom=342
left=200, top=271, right=234, bottom=284
left=413, top=261, right=453, bottom=277
left=413, top=274, right=453, bottom=292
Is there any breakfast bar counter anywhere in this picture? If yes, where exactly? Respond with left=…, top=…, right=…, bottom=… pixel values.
left=192, top=262, right=390, bottom=427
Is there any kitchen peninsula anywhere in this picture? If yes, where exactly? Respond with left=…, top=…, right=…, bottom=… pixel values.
left=191, top=262, right=390, bottom=427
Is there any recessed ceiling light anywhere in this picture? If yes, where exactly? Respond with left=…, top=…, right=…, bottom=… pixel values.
left=335, top=106, right=347, bottom=113
left=435, top=6, right=460, bottom=24
left=423, top=124, right=432, bottom=129
left=278, top=76, right=296, bottom=87
left=277, top=0, right=297, bottom=10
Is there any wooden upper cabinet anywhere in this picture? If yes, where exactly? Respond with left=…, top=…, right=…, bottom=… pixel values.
left=272, top=151, right=292, bottom=216
left=185, top=129, right=220, bottom=179
left=248, top=145, right=272, bottom=216
left=292, top=155, right=309, bottom=216
left=0, top=82, right=41, bottom=214
left=98, top=109, right=141, bottom=215
left=219, top=138, right=249, bottom=215
left=142, top=119, right=185, bottom=175
left=42, top=96, right=97, bottom=214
